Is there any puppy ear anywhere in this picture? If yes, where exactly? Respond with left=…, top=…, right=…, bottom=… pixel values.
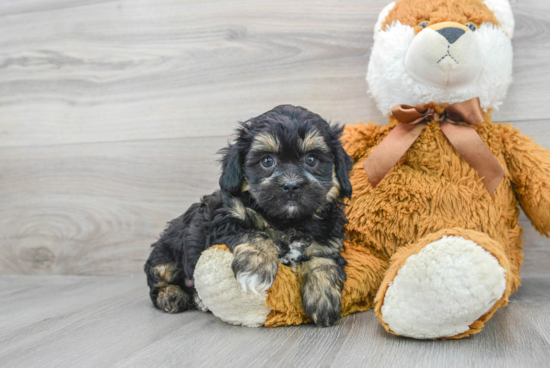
left=219, top=144, right=244, bottom=196
left=330, top=125, right=353, bottom=199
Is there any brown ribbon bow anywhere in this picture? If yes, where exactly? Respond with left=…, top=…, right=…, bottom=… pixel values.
left=363, top=97, right=504, bottom=194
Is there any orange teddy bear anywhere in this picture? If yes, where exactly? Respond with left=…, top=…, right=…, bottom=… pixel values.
left=341, top=0, right=550, bottom=339
left=194, top=0, right=550, bottom=339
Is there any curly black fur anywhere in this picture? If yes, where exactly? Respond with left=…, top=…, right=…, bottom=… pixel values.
left=144, top=105, right=352, bottom=325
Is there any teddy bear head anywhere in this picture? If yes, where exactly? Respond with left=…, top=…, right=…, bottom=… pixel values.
left=366, top=0, right=514, bottom=116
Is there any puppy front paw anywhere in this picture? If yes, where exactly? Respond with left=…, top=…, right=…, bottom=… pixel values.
left=302, top=284, right=343, bottom=327
left=232, top=241, right=279, bottom=295
left=301, top=258, right=345, bottom=327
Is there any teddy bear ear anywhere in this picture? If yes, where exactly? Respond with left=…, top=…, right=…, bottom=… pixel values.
left=373, top=2, right=396, bottom=32
left=483, top=0, right=515, bottom=39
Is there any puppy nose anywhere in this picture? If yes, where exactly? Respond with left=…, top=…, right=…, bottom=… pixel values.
left=437, top=27, right=465, bottom=44
left=282, top=181, right=301, bottom=195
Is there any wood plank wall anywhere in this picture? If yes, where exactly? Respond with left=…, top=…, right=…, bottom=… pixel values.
left=1, top=0, right=549, bottom=276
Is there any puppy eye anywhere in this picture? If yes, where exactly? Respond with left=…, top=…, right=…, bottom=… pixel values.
left=418, top=21, right=428, bottom=28
left=466, top=23, right=477, bottom=31
left=261, top=156, right=274, bottom=168
left=305, top=155, right=317, bottom=167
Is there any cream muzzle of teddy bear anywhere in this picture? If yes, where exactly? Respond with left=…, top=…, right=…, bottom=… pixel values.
left=405, top=22, right=483, bottom=88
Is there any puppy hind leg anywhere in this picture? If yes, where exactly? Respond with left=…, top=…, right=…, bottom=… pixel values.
left=144, top=244, right=190, bottom=313
left=156, top=284, right=190, bottom=313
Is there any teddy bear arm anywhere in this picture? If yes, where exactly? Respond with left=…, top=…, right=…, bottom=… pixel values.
left=340, top=240, right=388, bottom=315
left=503, top=127, right=550, bottom=236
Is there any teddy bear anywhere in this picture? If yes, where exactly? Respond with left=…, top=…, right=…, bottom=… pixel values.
left=193, top=0, right=550, bottom=339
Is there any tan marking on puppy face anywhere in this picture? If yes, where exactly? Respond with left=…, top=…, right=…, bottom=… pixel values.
left=382, top=0, right=499, bottom=33
left=299, top=130, right=330, bottom=153
left=152, top=263, right=179, bottom=283
left=325, top=169, right=341, bottom=202
left=251, top=133, right=280, bottom=152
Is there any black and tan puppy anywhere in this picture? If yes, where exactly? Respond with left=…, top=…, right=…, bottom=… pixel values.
left=144, top=105, right=353, bottom=326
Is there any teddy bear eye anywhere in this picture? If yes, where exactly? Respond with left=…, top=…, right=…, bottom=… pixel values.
left=418, top=21, right=428, bottom=28
left=466, top=23, right=477, bottom=31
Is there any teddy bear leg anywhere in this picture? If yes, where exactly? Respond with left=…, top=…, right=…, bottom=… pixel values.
left=375, top=228, right=514, bottom=339
left=193, top=245, right=272, bottom=327
left=340, top=240, right=389, bottom=316
left=195, top=245, right=328, bottom=327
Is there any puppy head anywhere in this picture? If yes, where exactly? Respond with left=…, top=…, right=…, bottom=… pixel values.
left=219, top=105, right=352, bottom=220
left=368, top=0, right=514, bottom=115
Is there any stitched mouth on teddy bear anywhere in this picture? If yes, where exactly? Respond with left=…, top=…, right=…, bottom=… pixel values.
left=404, top=22, right=483, bottom=88
left=437, top=45, right=459, bottom=66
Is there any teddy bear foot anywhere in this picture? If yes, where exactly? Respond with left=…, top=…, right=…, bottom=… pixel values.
left=379, top=235, right=507, bottom=339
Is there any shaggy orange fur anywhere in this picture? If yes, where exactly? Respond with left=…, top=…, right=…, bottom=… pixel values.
left=382, top=0, right=499, bottom=33
left=339, top=109, right=550, bottom=338
left=263, top=239, right=388, bottom=327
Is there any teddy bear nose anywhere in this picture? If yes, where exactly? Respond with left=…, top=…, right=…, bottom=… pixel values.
left=437, top=27, right=465, bottom=44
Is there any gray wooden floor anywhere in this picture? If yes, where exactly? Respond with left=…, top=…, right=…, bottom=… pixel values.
left=1, top=274, right=550, bottom=368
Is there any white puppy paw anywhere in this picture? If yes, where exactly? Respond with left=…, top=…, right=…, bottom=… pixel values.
left=231, top=242, right=279, bottom=295
left=234, top=271, right=274, bottom=295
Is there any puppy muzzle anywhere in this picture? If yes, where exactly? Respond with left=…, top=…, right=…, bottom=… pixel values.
left=278, top=171, right=307, bottom=200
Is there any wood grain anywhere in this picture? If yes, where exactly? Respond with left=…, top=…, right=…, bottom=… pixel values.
left=0, top=136, right=225, bottom=275
left=0, top=0, right=549, bottom=147
left=0, top=0, right=550, bottom=276
left=1, top=274, right=549, bottom=367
